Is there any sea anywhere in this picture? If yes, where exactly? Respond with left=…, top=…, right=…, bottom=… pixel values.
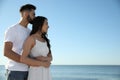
left=0, top=65, right=120, bottom=80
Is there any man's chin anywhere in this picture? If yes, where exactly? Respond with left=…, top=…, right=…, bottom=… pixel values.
left=29, top=21, right=33, bottom=24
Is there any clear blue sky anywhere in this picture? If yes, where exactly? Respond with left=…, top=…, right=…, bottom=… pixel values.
left=0, top=0, right=120, bottom=65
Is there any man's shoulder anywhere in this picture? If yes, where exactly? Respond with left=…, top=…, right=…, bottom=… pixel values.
left=6, top=24, right=19, bottom=31
left=4, top=24, right=19, bottom=35
left=10, top=23, right=19, bottom=28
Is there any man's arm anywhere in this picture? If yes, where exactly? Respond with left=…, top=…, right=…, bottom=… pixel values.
left=4, top=42, right=21, bottom=62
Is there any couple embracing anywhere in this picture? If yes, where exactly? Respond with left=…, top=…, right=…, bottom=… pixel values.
left=4, top=4, right=52, bottom=80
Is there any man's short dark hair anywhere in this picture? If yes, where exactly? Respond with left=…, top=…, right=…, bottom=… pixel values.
left=19, top=4, right=36, bottom=12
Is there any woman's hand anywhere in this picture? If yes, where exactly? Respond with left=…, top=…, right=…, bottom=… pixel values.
left=35, top=52, right=52, bottom=63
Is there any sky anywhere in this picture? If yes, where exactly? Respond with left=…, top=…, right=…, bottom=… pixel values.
left=0, top=0, right=120, bottom=65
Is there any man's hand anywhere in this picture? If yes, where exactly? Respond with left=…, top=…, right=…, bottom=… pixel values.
left=42, top=61, right=51, bottom=68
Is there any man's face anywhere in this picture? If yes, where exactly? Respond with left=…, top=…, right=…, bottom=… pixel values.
left=27, top=9, right=35, bottom=24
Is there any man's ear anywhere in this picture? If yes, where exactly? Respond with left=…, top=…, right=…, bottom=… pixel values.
left=23, top=11, right=29, bottom=18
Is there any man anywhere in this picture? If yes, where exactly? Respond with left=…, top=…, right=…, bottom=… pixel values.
left=4, top=4, right=50, bottom=80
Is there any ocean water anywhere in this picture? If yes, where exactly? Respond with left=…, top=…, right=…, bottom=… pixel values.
left=0, top=65, right=120, bottom=80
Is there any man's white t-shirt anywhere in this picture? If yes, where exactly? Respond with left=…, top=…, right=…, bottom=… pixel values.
left=4, top=23, right=31, bottom=71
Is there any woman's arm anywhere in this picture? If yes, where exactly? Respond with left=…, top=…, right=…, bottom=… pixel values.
left=36, top=51, right=53, bottom=62
left=20, top=36, right=50, bottom=67
left=47, top=51, right=53, bottom=62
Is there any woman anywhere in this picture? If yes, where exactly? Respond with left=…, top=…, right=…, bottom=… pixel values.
left=20, top=16, right=52, bottom=80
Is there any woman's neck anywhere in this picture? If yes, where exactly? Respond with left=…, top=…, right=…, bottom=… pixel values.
left=36, top=32, right=42, bottom=38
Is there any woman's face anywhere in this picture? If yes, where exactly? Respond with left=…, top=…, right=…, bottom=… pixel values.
left=42, top=19, right=49, bottom=33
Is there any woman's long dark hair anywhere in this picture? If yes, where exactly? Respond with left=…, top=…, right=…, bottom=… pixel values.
left=30, top=16, right=51, bottom=52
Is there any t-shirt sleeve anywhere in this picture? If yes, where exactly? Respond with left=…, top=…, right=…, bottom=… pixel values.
left=4, top=28, right=16, bottom=43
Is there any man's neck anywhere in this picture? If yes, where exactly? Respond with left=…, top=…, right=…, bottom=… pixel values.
left=19, top=19, right=29, bottom=28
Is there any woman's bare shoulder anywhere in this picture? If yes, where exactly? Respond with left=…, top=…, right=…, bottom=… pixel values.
left=25, top=35, right=36, bottom=45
